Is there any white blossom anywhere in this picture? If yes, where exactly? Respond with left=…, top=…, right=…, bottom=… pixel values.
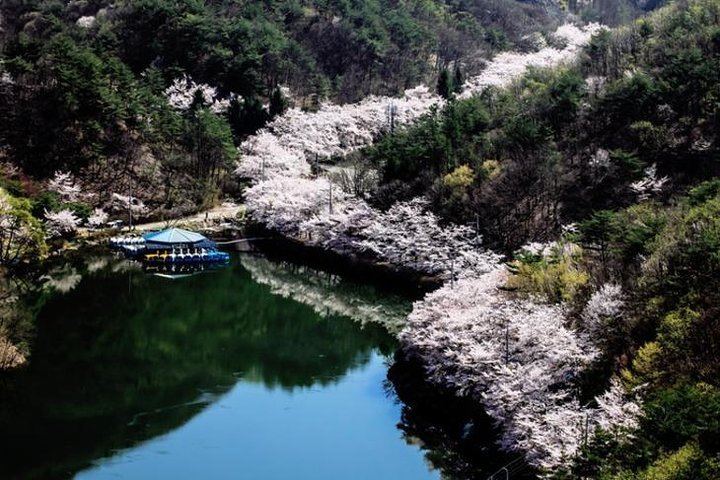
left=630, top=164, right=669, bottom=200
left=87, top=208, right=109, bottom=228
left=76, top=16, right=96, bottom=29
left=582, top=284, right=624, bottom=332
left=357, top=198, right=500, bottom=277
left=107, top=193, right=148, bottom=215
left=594, top=378, right=642, bottom=432
left=165, top=75, right=230, bottom=114
left=232, top=20, right=631, bottom=472
left=589, top=148, right=611, bottom=168
left=0, top=72, right=14, bottom=85
left=401, top=269, right=640, bottom=471
left=460, top=24, right=605, bottom=97
left=48, top=171, right=82, bottom=202
left=518, top=241, right=556, bottom=257
left=44, top=209, right=80, bottom=237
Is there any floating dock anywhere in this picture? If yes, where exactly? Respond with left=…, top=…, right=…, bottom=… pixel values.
left=109, top=227, right=230, bottom=264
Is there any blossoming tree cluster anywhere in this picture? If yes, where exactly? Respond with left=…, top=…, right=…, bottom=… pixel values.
left=400, top=268, right=640, bottom=471
left=42, top=172, right=145, bottom=236
left=237, top=24, right=602, bottom=278
left=235, top=22, right=640, bottom=473
left=459, top=24, right=602, bottom=96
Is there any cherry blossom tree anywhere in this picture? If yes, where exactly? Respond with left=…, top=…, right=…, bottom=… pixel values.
left=581, top=284, right=625, bottom=340
left=87, top=208, right=109, bottom=228
left=630, top=163, right=669, bottom=200
left=460, top=24, right=604, bottom=96
left=400, top=269, right=641, bottom=472
left=48, top=171, right=82, bottom=202
left=44, top=209, right=80, bottom=237
left=165, top=75, right=230, bottom=114
left=107, top=193, right=149, bottom=216
left=232, top=21, right=637, bottom=473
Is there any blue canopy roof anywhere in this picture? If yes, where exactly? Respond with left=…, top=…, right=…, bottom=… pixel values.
left=143, top=228, right=207, bottom=244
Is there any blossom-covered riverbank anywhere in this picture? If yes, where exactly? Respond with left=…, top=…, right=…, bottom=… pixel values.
left=235, top=23, right=601, bottom=279
left=234, top=22, right=641, bottom=474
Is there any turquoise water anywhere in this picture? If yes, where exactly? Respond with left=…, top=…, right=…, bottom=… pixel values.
left=0, top=253, right=440, bottom=479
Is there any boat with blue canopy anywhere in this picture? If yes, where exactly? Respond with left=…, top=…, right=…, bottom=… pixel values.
left=110, top=227, right=230, bottom=264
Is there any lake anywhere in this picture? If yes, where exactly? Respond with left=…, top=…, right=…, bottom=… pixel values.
left=0, top=251, right=446, bottom=479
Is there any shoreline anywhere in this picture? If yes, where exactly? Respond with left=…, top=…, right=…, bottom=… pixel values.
left=244, top=223, right=443, bottom=297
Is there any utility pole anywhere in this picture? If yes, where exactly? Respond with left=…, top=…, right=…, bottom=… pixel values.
left=450, top=254, right=455, bottom=289
left=505, top=321, right=509, bottom=364
left=128, top=180, right=133, bottom=231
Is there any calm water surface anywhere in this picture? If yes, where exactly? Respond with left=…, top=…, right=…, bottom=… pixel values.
left=0, top=252, right=441, bottom=479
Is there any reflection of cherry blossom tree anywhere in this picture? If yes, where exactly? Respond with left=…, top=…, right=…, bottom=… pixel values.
left=41, top=265, right=82, bottom=293
left=239, top=255, right=411, bottom=334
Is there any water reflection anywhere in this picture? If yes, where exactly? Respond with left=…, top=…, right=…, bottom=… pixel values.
left=240, top=254, right=412, bottom=334
left=0, top=253, right=406, bottom=479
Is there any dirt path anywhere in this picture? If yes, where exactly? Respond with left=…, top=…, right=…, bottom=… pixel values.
left=116, top=202, right=243, bottom=233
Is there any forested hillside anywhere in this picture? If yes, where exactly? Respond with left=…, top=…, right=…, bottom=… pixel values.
left=0, top=0, right=575, bottom=224
left=361, top=0, right=720, bottom=476
left=367, top=0, right=719, bottom=251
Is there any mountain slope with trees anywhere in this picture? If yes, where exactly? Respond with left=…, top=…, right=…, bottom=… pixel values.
left=362, top=0, right=720, bottom=476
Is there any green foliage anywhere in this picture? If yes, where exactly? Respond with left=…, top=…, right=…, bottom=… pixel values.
left=643, top=384, right=720, bottom=450
left=269, top=86, right=289, bottom=118
left=368, top=97, right=490, bottom=206
left=61, top=201, right=92, bottom=221
left=637, top=442, right=706, bottom=480
left=443, top=165, right=474, bottom=189
left=437, top=67, right=453, bottom=100
left=31, top=191, right=60, bottom=219
left=687, top=179, right=720, bottom=206
left=0, top=188, right=47, bottom=265
left=452, top=66, right=463, bottom=95
left=507, top=242, right=589, bottom=303
left=547, top=69, right=586, bottom=124
left=609, top=149, right=645, bottom=177
left=228, top=95, right=268, bottom=141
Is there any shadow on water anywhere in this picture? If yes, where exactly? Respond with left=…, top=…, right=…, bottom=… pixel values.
left=0, top=252, right=400, bottom=479
left=388, top=355, right=537, bottom=480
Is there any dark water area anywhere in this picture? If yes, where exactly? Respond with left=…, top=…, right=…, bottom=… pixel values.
left=0, top=251, right=515, bottom=479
